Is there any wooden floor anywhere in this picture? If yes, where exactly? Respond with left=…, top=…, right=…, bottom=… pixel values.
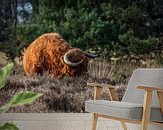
left=0, top=113, right=140, bottom=130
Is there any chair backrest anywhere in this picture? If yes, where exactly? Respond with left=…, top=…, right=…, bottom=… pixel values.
left=122, top=69, right=163, bottom=107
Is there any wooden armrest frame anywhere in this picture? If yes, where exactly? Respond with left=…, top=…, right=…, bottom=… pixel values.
left=87, top=83, right=115, bottom=89
left=137, top=86, right=163, bottom=92
left=137, top=85, right=163, bottom=114
left=87, top=82, right=118, bottom=101
left=136, top=85, right=163, bottom=129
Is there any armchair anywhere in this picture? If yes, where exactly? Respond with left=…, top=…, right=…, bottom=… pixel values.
left=85, top=69, right=163, bottom=130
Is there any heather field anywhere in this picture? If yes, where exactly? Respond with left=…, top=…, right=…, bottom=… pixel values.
left=0, top=54, right=163, bottom=113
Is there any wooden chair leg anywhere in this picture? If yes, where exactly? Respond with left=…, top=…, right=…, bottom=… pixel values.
left=157, top=91, right=163, bottom=114
left=121, top=121, right=127, bottom=130
left=141, top=90, right=152, bottom=130
left=141, top=122, right=149, bottom=129
left=92, top=113, right=98, bottom=130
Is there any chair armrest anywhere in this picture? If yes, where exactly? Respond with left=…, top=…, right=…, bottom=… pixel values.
left=137, top=86, right=163, bottom=116
left=137, top=86, right=163, bottom=92
left=87, top=82, right=115, bottom=89
left=87, top=82, right=118, bottom=101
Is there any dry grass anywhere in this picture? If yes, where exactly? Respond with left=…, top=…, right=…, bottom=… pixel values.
left=0, top=56, right=163, bottom=113
left=0, top=52, right=7, bottom=66
left=0, top=73, right=90, bottom=112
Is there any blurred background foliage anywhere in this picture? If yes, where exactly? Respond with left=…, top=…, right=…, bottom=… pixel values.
left=0, top=0, right=163, bottom=60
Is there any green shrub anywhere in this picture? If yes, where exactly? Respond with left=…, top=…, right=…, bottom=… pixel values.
left=1, top=0, right=159, bottom=60
left=118, top=29, right=158, bottom=54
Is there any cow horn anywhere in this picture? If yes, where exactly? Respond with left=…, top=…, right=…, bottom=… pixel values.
left=64, top=51, right=83, bottom=66
left=84, top=52, right=98, bottom=58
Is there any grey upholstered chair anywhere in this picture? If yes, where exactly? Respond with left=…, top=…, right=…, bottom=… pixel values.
left=85, top=69, right=163, bottom=130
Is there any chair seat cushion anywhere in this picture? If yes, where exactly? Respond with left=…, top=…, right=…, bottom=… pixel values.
left=85, top=100, right=163, bottom=122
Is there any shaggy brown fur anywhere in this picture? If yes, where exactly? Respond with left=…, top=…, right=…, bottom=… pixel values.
left=23, top=33, right=88, bottom=79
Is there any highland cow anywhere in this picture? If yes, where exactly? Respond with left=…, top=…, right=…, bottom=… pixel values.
left=23, top=33, right=97, bottom=79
